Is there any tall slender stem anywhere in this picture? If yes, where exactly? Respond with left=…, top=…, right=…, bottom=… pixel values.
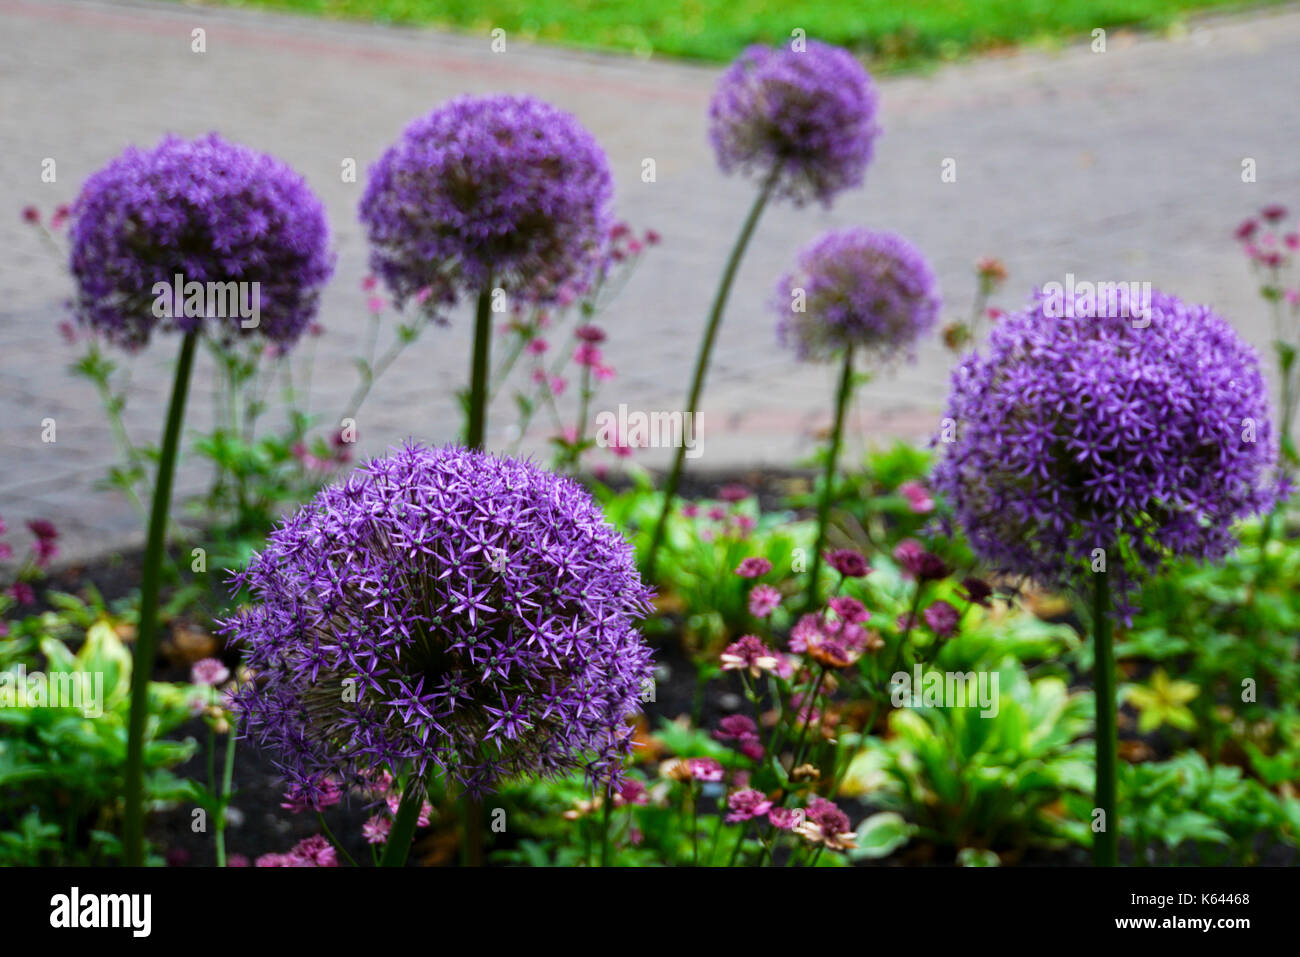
left=380, top=781, right=424, bottom=867
left=599, top=785, right=613, bottom=867
left=216, top=719, right=238, bottom=867
left=645, top=169, right=779, bottom=580
left=805, top=347, right=855, bottom=609
left=1091, top=571, right=1118, bottom=867
left=467, top=286, right=493, bottom=450
left=123, top=330, right=198, bottom=866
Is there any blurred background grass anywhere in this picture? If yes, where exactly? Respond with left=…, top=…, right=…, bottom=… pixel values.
left=182, top=0, right=1286, bottom=67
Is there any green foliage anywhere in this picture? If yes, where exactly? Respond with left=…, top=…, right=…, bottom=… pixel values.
left=0, top=615, right=203, bottom=865
left=1062, top=752, right=1300, bottom=865
left=847, top=660, right=1094, bottom=857
left=595, top=476, right=814, bottom=651
left=184, top=0, right=1276, bottom=68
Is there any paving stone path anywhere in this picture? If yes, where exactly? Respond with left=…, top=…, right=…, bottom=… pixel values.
left=2, top=0, right=1299, bottom=559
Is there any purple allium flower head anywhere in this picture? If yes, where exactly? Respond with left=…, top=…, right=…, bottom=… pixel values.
left=68, top=134, right=333, bottom=349
left=932, top=288, right=1277, bottom=607
left=222, top=442, right=653, bottom=797
left=709, top=41, right=879, bottom=207
left=359, top=95, right=614, bottom=314
left=775, top=228, right=940, bottom=363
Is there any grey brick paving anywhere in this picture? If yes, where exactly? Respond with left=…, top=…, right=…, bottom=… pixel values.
left=2, top=0, right=1299, bottom=560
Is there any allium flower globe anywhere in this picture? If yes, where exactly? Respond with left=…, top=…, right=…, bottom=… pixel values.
left=775, top=228, right=940, bottom=363
left=69, top=133, right=333, bottom=349
left=223, top=443, right=653, bottom=797
left=709, top=41, right=879, bottom=206
left=359, top=95, right=614, bottom=312
left=933, top=288, right=1277, bottom=612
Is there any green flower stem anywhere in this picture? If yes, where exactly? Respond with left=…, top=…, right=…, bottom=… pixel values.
left=380, top=781, right=425, bottom=867
left=123, top=330, right=198, bottom=867
left=599, top=785, right=613, bottom=867
left=645, top=168, right=780, bottom=580
left=804, top=346, right=855, bottom=610
left=317, top=811, right=358, bottom=868
left=216, top=719, right=238, bottom=868
left=467, top=286, right=494, bottom=450
left=1092, top=571, right=1118, bottom=867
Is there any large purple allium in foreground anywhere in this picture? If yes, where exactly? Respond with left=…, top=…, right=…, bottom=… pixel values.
left=223, top=443, right=653, bottom=797
left=359, top=95, right=614, bottom=313
left=68, top=134, right=333, bottom=349
left=709, top=41, right=879, bottom=207
left=933, top=288, right=1276, bottom=613
left=774, top=228, right=939, bottom=362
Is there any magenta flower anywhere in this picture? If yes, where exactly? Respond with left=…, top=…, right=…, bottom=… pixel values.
left=768, top=807, right=801, bottom=831
left=748, top=584, right=782, bottom=618
left=825, top=549, right=870, bottom=578
left=362, top=816, right=391, bottom=844
left=190, top=658, right=230, bottom=687
left=687, top=757, right=725, bottom=783
left=735, top=556, right=772, bottom=578
left=922, top=600, right=961, bottom=638
left=721, top=635, right=781, bottom=678
left=726, top=788, right=774, bottom=822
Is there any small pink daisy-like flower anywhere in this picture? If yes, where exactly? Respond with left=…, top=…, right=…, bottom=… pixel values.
left=575, top=324, right=606, bottom=343
left=795, top=797, right=856, bottom=850
left=726, top=788, right=774, bottom=822
left=10, top=581, right=35, bottom=606
left=190, top=657, right=230, bottom=687
left=289, top=835, right=340, bottom=867
left=733, top=514, right=756, bottom=537
left=385, top=792, right=434, bottom=827
left=735, top=556, right=772, bottom=578
left=1236, top=219, right=1258, bottom=241
left=681, top=503, right=700, bottom=519
left=550, top=375, right=567, bottom=396
left=788, top=613, right=822, bottom=653
left=527, top=338, right=549, bottom=355
left=826, top=549, right=870, bottom=577
left=748, top=584, right=781, bottom=618
left=51, top=205, right=71, bottom=230
left=828, top=595, right=868, bottom=623
left=362, top=815, right=391, bottom=844
left=899, top=480, right=935, bottom=514
left=721, top=635, right=781, bottom=678
left=361, top=275, right=379, bottom=291
left=687, top=757, right=725, bottom=782
left=574, top=343, right=602, bottom=367
left=768, top=807, right=802, bottom=830
left=923, top=599, right=961, bottom=638
left=707, top=505, right=728, bottom=522
left=366, top=295, right=385, bottom=314
left=21, top=206, right=39, bottom=225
